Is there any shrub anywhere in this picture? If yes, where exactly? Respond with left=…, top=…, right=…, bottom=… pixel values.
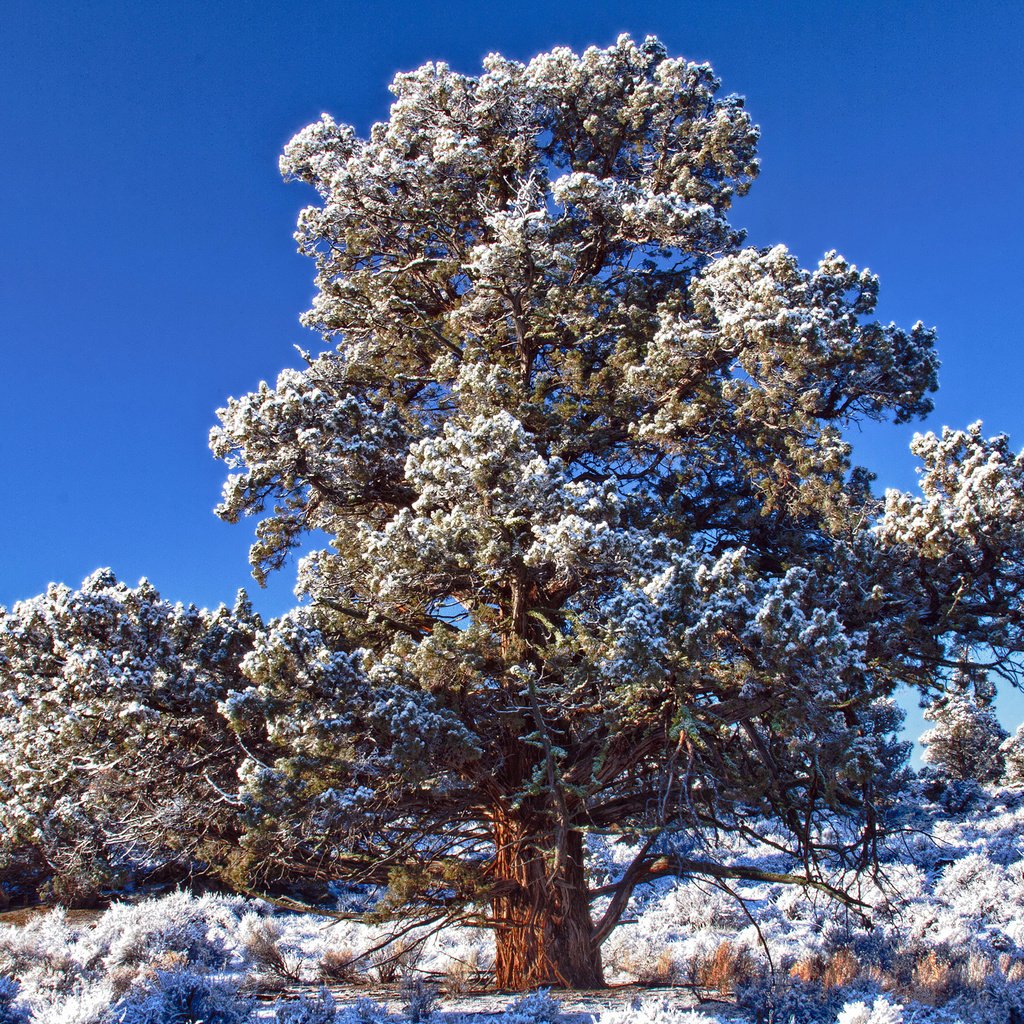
left=946, top=969, right=1024, bottom=1024
left=692, top=940, right=759, bottom=995
left=789, top=949, right=861, bottom=990
left=370, top=939, right=422, bottom=984
left=0, top=978, right=29, bottom=1024
left=0, top=911, right=80, bottom=1000
left=835, top=995, right=904, bottom=1024
left=319, top=947, right=360, bottom=984
left=275, top=987, right=338, bottom=1024
left=400, top=976, right=438, bottom=1023
left=238, top=913, right=301, bottom=983
left=104, top=968, right=253, bottom=1024
left=86, top=893, right=230, bottom=973
left=503, top=989, right=563, bottom=1024
left=598, top=1002, right=720, bottom=1024
left=909, top=949, right=953, bottom=1005
left=31, top=982, right=117, bottom=1024
left=737, top=976, right=848, bottom=1024
left=335, top=997, right=394, bottom=1024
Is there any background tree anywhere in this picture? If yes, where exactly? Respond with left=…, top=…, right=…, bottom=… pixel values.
left=919, top=663, right=1007, bottom=784
left=0, top=571, right=255, bottom=904
left=207, top=35, right=1024, bottom=989
left=1000, top=725, right=1024, bottom=786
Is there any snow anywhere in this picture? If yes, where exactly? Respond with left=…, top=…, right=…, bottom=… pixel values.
left=0, top=781, right=1023, bottom=1020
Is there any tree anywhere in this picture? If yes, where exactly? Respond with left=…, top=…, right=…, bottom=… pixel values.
left=5, top=36, right=1021, bottom=990
left=0, top=571, right=255, bottom=903
left=920, top=664, right=1007, bottom=784
left=1000, top=725, right=1024, bottom=786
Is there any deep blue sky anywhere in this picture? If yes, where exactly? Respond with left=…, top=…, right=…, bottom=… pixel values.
left=3, top=1, right=1023, bottom=740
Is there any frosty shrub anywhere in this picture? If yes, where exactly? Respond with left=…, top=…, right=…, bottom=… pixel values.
left=737, top=976, right=849, bottom=1024
left=503, top=989, right=563, bottom=1024
left=400, top=976, right=438, bottom=1023
left=0, top=978, right=28, bottom=1024
left=334, top=998, right=394, bottom=1024
left=598, top=1003, right=720, bottom=1024
left=318, top=946, right=359, bottom=984
left=440, top=946, right=491, bottom=993
left=945, top=968, right=1024, bottom=1024
left=238, top=912, right=301, bottom=983
left=835, top=995, right=903, bottom=1024
left=274, top=987, right=338, bottom=1024
left=85, top=893, right=231, bottom=973
left=31, top=982, right=117, bottom=1024
left=933, top=854, right=1016, bottom=927
left=0, top=911, right=80, bottom=1000
left=104, top=968, right=254, bottom=1024
left=370, top=939, right=421, bottom=984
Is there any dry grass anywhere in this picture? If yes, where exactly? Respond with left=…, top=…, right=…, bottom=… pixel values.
left=1004, top=957, right=1024, bottom=984
left=789, top=948, right=860, bottom=989
left=861, top=947, right=1024, bottom=1008
left=318, top=946, right=359, bottom=984
left=693, top=940, right=758, bottom=995
left=371, top=937, right=423, bottom=983
left=238, top=917, right=300, bottom=984
left=634, top=949, right=685, bottom=986
left=909, top=950, right=954, bottom=1005
left=443, top=947, right=492, bottom=994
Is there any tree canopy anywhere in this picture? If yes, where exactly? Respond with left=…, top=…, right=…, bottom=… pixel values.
left=3, top=35, right=1024, bottom=991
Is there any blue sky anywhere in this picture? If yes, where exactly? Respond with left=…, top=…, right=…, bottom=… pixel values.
left=3, top=1, right=1023, bottom=742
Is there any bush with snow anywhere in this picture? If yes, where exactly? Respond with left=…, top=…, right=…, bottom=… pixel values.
left=737, top=976, right=849, bottom=1024
left=274, top=987, right=339, bottom=1024
left=30, top=983, right=117, bottom=1024
left=1001, top=725, right=1024, bottom=786
left=104, top=968, right=253, bottom=1024
left=598, top=1001, right=721, bottom=1024
left=0, top=978, right=28, bottom=1024
left=83, top=892, right=235, bottom=973
left=503, top=990, right=563, bottom=1024
left=334, top=997, right=394, bottom=1024
left=835, top=995, right=903, bottom=1024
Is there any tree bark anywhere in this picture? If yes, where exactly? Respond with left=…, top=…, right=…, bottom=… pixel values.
left=490, top=808, right=604, bottom=990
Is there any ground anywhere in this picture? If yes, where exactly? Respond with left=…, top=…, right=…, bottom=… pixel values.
left=2, top=779, right=1023, bottom=1022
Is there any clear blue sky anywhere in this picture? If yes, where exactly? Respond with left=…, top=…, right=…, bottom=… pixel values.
left=3, top=1, right=1023, bottom=743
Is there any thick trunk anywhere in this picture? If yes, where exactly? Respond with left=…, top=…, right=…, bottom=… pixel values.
left=490, top=809, right=604, bottom=990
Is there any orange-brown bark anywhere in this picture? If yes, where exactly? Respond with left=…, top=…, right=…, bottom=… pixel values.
left=489, top=808, right=604, bottom=990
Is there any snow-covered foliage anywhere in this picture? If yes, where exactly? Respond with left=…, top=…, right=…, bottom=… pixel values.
left=835, top=996, right=903, bottom=1024
left=106, top=968, right=254, bottom=1024
left=2, top=782, right=1024, bottom=1021
left=0, top=572, right=258, bottom=903
left=199, top=32, right=1017, bottom=991
left=1001, top=725, right=1024, bottom=785
left=0, top=977, right=28, bottom=1024
left=5, top=34, right=1024, bottom=996
left=920, top=687, right=1007, bottom=784
left=878, top=423, right=1024, bottom=690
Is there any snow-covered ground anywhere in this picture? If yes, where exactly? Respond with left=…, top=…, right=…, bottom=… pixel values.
left=2, top=780, right=1024, bottom=1023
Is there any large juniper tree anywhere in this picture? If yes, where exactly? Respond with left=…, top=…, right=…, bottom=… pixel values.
left=207, top=35, right=1024, bottom=988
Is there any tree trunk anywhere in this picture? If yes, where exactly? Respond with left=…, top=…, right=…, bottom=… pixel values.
left=490, top=808, right=605, bottom=990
